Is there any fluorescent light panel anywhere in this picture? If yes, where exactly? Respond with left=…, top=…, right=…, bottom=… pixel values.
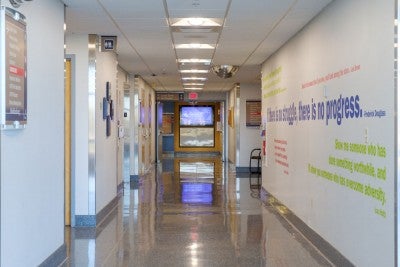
left=178, top=58, right=212, bottom=64
left=175, top=43, right=214, bottom=49
left=171, top=18, right=221, bottom=27
left=180, top=69, right=209, bottom=74
left=183, top=83, right=204, bottom=86
left=182, top=77, right=207, bottom=81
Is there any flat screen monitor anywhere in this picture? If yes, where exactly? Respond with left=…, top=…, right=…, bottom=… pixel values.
left=180, top=106, right=214, bottom=126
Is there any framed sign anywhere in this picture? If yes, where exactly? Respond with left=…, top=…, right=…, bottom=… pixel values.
left=0, top=7, right=27, bottom=129
left=101, top=36, right=117, bottom=52
left=246, top=100, right=261, bottom=127
left=156, top=92, right=184, bottom=101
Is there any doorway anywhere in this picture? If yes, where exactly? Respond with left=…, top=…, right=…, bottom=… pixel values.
left=65, top=58, right=72, bottom=226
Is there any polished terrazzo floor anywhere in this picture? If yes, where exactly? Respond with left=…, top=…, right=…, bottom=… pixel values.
left=64, top=156, right=332, bottom=266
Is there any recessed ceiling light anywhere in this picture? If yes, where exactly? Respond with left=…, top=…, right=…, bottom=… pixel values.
left=171, top=18, right=221, bottom=27
left=179, top=69, right=209, bottom=73
left=188, top=18, right=204, bottom=26
left=182, top=77, right=207, bottom=81
left=175, top=43, right=214, bottom=49
left=183, top=83, right=205, bottom=86
left=178, top=58, right=212, bottom=64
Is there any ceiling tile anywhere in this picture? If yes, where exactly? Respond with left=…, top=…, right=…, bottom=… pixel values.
left=99, top=0, right=166, bottom=18
left=64, top=0, right=333, bottom=91
left=166, top=0, right=229, bottom=18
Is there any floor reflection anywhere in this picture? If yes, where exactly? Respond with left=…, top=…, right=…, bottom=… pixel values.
left=64, top=156, right=331, bottom=267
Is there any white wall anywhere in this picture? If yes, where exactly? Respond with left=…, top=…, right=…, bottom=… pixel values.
left=261, top=0, right=394, bottom=265
left=116, top=66, right=129, bottom=186
left=136, top=77, right=155, bottom=174
left=66, top=34, right=89, bottom=215
left=1, top=1, right=65, bottom=266
left=228, top=83, right=262, bottom=168
left=227, top=87, right=237, bottom=164
left=238, top=83, right=261, bottom=168
left=95, top=49, right=118, bottom=213
left=66, top=34, right=121, bottom=218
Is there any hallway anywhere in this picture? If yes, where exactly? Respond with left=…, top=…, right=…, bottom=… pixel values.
left=0, top=1, right=396, bottom=265
left=64, top=157, right=331, bottom=266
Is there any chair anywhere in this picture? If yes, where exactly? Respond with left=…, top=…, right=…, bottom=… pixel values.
left=249, top=148, right=261, bottom=174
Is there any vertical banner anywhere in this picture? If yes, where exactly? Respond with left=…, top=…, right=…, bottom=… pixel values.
left=0, top=7, right=27, bottom=129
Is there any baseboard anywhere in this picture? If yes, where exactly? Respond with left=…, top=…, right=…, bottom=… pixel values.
left=75, top=215, right=96, bottom=227
left=38, top=243, right=67, bottom=267
left=117, top=181, right=124, bottom=196
left=96, top=196, right=119, bottom=226
left=74, top=194, right=120, bottom=227
left=130, top=174, right=139, bottom=182
left=235, top=166, right=248, bottom=173
left=236, top=166, right=261, bottom=174
left=260, top=187, right=354, bottom=267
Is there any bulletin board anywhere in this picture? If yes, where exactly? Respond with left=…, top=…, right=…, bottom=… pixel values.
left=162, top=114, right=173, bottom=134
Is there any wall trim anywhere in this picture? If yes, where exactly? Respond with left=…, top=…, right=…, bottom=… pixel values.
left=75, top=215, right=96, bottom=227
left=130, top=174, right=139, bottom=182
left=38, top=243, right=67, bottom=267
left=117, top=181, right=124, bottom=196
left=235, top=166, right=261, bottom=173
left=87, top=34, right=97, bottom=215
left=72, top=206, right=119, bottom=239
left=260, top=187, right=354, bottom=267
left=96, top=195, right=119, bottom=226
left=394, top=1, right=399, bottom=265
left=236, top=166, right=248, bottom=173
left=75, top=194, right=119, bottom=227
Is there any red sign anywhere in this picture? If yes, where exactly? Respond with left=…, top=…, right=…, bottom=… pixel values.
left=188, top=92, right=198, bottom=100
left=9, top=65, right=25, bottom=76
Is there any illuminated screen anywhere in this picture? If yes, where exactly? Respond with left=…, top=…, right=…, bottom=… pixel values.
left=181, top=183, right=213, bottom=204
left=180, top=106, right=214, bottom=126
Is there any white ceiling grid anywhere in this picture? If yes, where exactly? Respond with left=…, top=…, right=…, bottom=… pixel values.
left=63, top=0, right=333, bottom=92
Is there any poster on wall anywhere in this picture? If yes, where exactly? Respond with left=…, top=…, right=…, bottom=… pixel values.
left=0, top=7, right=27, bottom=129
left=162, top=114, right=173, bottom=134
left=246, top=100, right=261, bottom=127
left=261, top=1, right=394, bottom=266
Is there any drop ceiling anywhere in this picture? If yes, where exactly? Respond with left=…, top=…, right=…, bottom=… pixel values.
left=62, top=0, right=332, bottom=92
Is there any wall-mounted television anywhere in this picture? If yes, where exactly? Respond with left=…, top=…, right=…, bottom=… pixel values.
left=180, top=106, right=214, bottom=126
